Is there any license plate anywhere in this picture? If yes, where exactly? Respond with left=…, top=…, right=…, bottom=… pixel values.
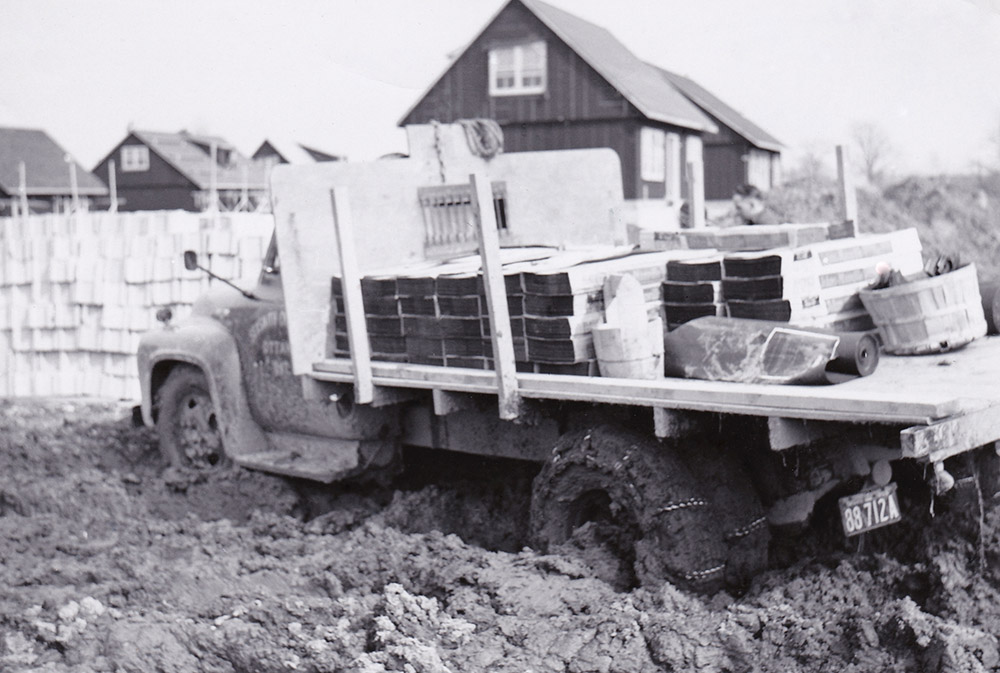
left=839, top=483, right=901, bottom=537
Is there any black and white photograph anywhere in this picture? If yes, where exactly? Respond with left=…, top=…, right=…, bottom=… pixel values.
left=3, top=1, right=1000, bottom=670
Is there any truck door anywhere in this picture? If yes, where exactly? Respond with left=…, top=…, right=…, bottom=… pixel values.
left=226, top=235, right=393, bottom=439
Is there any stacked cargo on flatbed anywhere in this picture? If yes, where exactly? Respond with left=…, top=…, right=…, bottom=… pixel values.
left=329, top=228, right=926, bottom=375
left=330, top=247, right=699, bottom=374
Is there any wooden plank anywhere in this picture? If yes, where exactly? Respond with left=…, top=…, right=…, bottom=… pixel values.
left=432, top=389, right=476, bottom=416
left=768, top=417, right=838, bottom=451
left=900, top=402, right=1000, bottom=460
left=330, top=187, right=374, bottom=405
left=836, top=145, right=859, bottom=234
left=310, top=358, right=956, bottom=423
left=471, top=172, right=521, bottom=420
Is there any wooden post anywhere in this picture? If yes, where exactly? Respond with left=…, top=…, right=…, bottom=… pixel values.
left=836, top=145, right=858, bottom=235
left=470, top=172, right=521, bottom=420
left=684, top=135, right=706, bottom=228
left=330, top=187, right=374, bottom=405
left=685, top=160, right=706, bottom=228
left=208, top=141, right=219, bottom=213
left=66, top=155, right=80, bottom=213
left=17, top=161, right=28, bottom=218
left=108, top=160, right=118, bottom=213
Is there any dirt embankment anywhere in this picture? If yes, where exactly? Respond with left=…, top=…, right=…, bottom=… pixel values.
left=4, top=400, right=1000, bottom=672
left=770, top=173, right=1000, bottom=285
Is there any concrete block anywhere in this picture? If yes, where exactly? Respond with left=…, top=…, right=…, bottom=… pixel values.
left=57, top=328, right=76, bottom=351
left=126, top=284, right=147, bottom=307
left=103, top=237, right=126, bottom=259
left=77, top=236, right=100, bottom=260
left=127, top=308, right=153, bottom=331
left=101, top=305, right=126, bottom=330
left=209, top=254, right=237, bottom=278
left=153, top=258, right=175, bottom=282
left=126, top=236, right=154, bottom=258
left=124, top=259, right=150, bottom=284
left=150, top=281, right=172, bottom=306
left=72, top=282, right=95, bottom=305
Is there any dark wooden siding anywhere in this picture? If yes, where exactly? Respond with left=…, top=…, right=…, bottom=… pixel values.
left=116, top=186, right=197, bottom=212
left=93, top=134, right=199, bottom=211
left=703, top=144, right=748, bottom=200
left=403, top=0, right=634, bottom=126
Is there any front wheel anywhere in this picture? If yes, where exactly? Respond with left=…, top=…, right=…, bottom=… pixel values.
left=156, top=365, right=229, bottom=470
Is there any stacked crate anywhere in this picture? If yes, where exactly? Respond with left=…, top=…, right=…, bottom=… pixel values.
left=0, top=211, right=272, bottom=399
left=661, top=255, right=727, bottom=330
left=329, top=249, right=691, bottom=376
left=329, top=267, right=524, bottom=370
left=721, top=229, right=924, bottom=331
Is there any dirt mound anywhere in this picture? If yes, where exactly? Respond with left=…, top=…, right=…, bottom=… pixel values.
left=770, top=174, right=1000, bottom=285
left=4, top=400, right=1000, bottom=672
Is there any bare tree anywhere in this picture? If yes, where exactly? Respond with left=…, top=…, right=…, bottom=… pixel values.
left=850, top=121, right=893, bottom=187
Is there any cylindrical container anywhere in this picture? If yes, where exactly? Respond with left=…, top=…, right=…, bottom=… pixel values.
left=858, top=263, right=987, bottom=355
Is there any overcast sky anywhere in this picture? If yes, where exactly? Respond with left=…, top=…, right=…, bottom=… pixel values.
left=3, top=0, right=1000, bottom=177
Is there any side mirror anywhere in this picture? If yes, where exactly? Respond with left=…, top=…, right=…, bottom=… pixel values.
left=183, top=250, right=199, bottom=271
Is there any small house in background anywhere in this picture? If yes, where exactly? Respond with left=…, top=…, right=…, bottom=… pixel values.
left=400, top=0, right=781, bottom=205
left=0, top=127, right=108, bottom=216
left=252, top=139, right=344, bottom=165
left=652, top=68, right=782, bottom=200
left=93, top=130, right=269, bottom=212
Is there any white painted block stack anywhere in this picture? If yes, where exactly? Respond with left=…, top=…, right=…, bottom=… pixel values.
left=0, top=211, right=273, bottom=399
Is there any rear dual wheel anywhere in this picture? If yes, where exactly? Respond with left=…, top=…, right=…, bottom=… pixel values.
left=529, top=425, right=731, bottom=593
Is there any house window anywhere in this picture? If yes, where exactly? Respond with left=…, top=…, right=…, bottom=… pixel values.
left=489, top=41, right=546, bottom=96
left=640, top=127, right=665, bottom=182
left=121, top=145, right=150, bottom=172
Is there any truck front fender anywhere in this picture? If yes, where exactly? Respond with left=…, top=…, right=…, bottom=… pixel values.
left=138, top=316, right=268, bottom=459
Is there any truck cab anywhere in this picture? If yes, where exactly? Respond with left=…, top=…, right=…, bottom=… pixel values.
left=137, top=234, right=400, bottom=483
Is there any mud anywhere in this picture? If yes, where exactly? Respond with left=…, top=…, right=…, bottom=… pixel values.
left=4, top=400, right=1000, bottom=672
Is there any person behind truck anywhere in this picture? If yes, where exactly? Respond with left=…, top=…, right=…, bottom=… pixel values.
left=730, top=183, right=784, bottom=226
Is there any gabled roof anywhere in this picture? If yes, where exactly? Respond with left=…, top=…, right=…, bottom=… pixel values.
left=651, top=67, right=783, bottom=152
left=519, top=0, right=716, bottom=132
left=254, top=138, right=345, bottom=164
left=399, top=0, right=717, bottom=134
left=0, top=127, right=108, bottom=197
left=126, top=130, right=268, bottom=190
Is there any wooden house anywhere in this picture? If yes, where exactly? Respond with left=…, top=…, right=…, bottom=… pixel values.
left=400, top=0, right=781, bottom=203
left=0, top=127, right=107, bottom=216
left=93, top=130, right=269, bottom=212
left=653, top=68, right=782, bottom=200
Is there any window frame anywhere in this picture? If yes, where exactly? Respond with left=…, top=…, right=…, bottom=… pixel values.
left=120, top=145, right=150, bottom=172
left=640, top=127, right=666, bottom=183
left=488, top=40, right=547, bottom=97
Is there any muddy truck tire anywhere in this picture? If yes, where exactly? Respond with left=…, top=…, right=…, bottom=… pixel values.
left=677, top=441, right=770, bottom=592
left=529, top=425, right=728, bottom=593
left=155, top=365, right=230, bottom=470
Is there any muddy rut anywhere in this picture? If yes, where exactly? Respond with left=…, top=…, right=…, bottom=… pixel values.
left=3, top=399, right=1000, bottom=672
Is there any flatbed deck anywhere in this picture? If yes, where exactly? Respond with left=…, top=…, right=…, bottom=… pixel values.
left=313, top=335, right=1000, bottom=461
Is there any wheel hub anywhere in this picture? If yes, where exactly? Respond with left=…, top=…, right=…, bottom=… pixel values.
left=176, top=389, right=223, bottom=468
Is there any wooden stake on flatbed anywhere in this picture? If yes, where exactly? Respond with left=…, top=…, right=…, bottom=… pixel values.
left=836, top=145, right=858, bottom=236
left=470, top=172, right=522, bottom=420
left=330, top=186, right=375, bottom=405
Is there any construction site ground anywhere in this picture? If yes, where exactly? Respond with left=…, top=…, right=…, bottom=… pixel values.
left=3, top=398, right=1000, bottom=673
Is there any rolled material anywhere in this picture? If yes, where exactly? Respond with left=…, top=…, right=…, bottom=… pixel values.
left=827, top=331, right=880, bottom=377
